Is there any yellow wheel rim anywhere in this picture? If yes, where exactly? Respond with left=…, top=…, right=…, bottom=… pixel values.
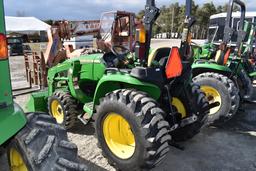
left=201, top=86, right=222, bottom=115
left=9, top=148, right=28, bottom=171
left=172, top=97, right=187, bottom=118
left=103, top=113, right=135, bottom=159
left=51, top=100, right=64, bottom=124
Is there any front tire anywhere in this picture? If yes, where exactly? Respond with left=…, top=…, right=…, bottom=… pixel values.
left=95, top=89, right=172, bottom=171
left=48, top=91, right=78, bottom=129
left=7, top=113, right=87, bottom=171
left=193, top=72, right=240, bottom=124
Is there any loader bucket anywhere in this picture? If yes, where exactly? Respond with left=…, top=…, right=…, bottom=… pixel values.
left=26, top=90, right=48, bottom=112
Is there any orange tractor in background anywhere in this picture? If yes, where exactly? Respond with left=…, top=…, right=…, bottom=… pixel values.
left=23, top=11, right=140, bottom=89
left=45, top=11, right=139, bottom=67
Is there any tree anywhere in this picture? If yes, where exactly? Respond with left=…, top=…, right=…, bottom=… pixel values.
left=137, top=10, right=145, bottom=19
left=216, top=5, right=223, bottom=13
left=139, top=1, right=237, bottom=39
left=44, top=20, right=54, bottom=25
left=196, top=2, right=217, bottom=38
left=222, top=3, right=240, bottom=12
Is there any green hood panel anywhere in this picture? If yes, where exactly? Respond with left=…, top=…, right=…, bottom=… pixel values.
left=64, top=53, right=103, bottom=63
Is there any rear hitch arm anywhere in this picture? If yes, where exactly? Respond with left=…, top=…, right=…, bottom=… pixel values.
left=201, top=101, right=220, bottom=114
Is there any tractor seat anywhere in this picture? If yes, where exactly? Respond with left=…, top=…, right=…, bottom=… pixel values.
left=130, top=67, right=165, bottom=87
left=214, top=48, right=231, bottom=66
left=148, top=47, right=171, bottom=67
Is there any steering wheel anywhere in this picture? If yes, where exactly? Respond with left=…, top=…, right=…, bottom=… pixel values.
left=111, top=45, right=130, bottom=57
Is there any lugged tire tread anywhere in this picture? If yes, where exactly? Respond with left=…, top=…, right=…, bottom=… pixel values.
left=95, top=89, right=173, bottom=171
left=170, top=83, right=210, bottom=141
left=7, top=113, right=87, bottom=171
left=48, top=91, right=79, bottom=129
left=193, top=72, right=240, bottom=124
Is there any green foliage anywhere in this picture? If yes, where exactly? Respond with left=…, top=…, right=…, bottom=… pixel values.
left=137, top=1, right=235, bottom=39
left=44, top=20, right=54, bottom=25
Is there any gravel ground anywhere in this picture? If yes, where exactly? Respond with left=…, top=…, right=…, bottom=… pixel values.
left=9, top=93, right=256, bottom=171
left=1, top=40, right=256, bottom=171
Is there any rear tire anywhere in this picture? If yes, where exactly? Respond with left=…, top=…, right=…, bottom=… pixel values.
left=193, top=72, right=240, bottom=124
left=7, top=113, right=87, bottom=171
left=48, top=91, right=78, bottom=129
left=170, top=83, right=209, bottom=141
left=95, top=89, right=172, bottom=171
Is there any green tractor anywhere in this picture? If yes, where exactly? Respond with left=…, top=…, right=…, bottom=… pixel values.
left=0, top=1, right=87, bottom=171
left=27, top=0, right=217, bottom=170
left=191, top=0, right=254, bottom=124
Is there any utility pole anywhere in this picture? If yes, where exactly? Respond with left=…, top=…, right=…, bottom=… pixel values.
left=171, top=6, right=174, bottom=37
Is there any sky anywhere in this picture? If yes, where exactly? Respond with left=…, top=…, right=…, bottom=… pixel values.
left=4, top=0, right=256, bottom=20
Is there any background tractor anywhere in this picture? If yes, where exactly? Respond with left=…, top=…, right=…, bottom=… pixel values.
left=0, top=1, right=87, bottom=171
left=26, top=0, right=216, bottom=170
left=191, top=0, right=250, bottom=124
left=43, top=11, right=137, bottom=68
left=194, top=19, right=256, bottom=100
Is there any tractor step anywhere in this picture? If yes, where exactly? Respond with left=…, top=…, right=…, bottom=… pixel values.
left=78, top=102, right=94, bottom=125
left=83, top=102, right=94, bottom=116
left=78, top=114, right=89, bottom=125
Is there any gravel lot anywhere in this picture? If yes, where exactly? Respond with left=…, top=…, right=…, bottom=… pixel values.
left=1, top=39, right=256, bottom=171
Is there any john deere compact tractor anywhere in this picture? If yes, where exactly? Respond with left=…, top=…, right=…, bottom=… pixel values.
left=27, top=0, right=215, bottom=170
left=0, top=1, right=87, bottom=171
left=195, top=18, right=256, bottom=101
left=191, top=0, right=250, bottom=124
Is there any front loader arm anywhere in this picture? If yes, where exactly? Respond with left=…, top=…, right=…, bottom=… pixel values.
left=47, top=60, right=83, bottom=100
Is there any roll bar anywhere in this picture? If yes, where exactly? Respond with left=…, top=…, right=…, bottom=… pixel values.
left=223, top=0, right=246, bottom=48
left=143, top=0, right=160, bottom=65
left=142, top=0, right=194, bottom=64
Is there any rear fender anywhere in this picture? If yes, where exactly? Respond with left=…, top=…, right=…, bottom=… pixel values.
left=93, top=72, right=161, bottom=110
left=249, top=71, right=256, bottom=78
left=0, top=104, right=27, bottom=145
left=192, top=62, right=233, bottom=77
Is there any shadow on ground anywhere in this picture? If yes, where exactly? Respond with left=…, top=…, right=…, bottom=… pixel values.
left=80, top=157, right=108, bottom=171
left=69, top=121, right=96, bottom=136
